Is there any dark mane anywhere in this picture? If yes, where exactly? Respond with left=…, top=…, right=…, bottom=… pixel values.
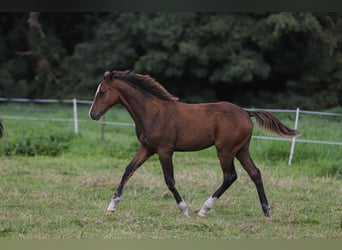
left=113, top=70, right=179, bottom=102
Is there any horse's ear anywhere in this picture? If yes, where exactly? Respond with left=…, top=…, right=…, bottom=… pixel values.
left=104, top=71, right=113, bottom=81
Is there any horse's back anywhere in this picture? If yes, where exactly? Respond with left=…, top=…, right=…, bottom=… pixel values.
left=176, top=101, right=250, bottom=125
left=174, top=101, right=252, bottom=151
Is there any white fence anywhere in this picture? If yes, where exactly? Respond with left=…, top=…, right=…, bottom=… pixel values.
left=1, top=97, right=342, bottom=165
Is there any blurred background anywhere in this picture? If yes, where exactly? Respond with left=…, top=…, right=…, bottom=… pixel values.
left=0, top=12, right=342, bottom=109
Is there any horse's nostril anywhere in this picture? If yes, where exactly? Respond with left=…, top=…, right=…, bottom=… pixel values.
left=89, top=112, right=98, bottom=120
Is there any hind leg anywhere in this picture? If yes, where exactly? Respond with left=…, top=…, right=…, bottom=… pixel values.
left=198, top=151, right=237, bottom=217
left=236, top=143, right=270, bottom=217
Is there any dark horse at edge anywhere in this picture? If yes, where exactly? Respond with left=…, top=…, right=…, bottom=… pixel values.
left=89, top=70, right=299, bottom=218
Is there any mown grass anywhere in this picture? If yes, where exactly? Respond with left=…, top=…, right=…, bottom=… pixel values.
left=0, top=103, right=341, bottom=239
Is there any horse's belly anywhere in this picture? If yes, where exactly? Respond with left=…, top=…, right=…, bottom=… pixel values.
left=175, top=143, right=214, bottom=152
left=175, top=129, right=215, bottom=151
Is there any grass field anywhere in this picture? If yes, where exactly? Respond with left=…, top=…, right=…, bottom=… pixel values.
left=0, top=103, right=341, bottom=239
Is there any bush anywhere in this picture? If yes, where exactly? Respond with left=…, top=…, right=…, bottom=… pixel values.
left=0, top=131, right=74, bottom=156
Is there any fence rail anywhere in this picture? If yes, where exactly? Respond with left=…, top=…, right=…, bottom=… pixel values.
left=1, top=98, right=341, bottom=165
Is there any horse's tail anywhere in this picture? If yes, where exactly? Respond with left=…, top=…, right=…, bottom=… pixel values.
left=247, top=110, right=299, bottom=137
left=0, top=119, right=3, bottom=139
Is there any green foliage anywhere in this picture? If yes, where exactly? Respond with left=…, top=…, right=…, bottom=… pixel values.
left=0, top=131, right=74, bottom=156
left=209, top=51, right=271, bottom=83
left=59, top=12, right=342, bottom=108
left=1, top=13, right=342, bottom=109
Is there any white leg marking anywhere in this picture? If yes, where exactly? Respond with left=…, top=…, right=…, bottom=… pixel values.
left=178, top=200, right=189, bottom=217
left=198, top=196, right=218, bottom=217
left=107, top=197, right=120, bottom=212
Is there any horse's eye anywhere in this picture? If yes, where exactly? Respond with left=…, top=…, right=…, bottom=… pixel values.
left=98, top=90, right=105, bottom=97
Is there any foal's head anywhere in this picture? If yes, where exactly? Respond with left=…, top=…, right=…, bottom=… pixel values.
left=89, top=69, right=178, bottom=120
left=89, top=71, right=121, bottom=120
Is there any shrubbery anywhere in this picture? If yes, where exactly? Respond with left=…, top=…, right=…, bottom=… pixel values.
left=1, top=13, right=342, bottom=109
left=0, top=131, right=74, bottom=156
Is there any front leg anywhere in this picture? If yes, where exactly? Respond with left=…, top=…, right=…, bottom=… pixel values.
left=158, top=151, right=189, bottom=217
left=106, top=144, right=153, bottom=215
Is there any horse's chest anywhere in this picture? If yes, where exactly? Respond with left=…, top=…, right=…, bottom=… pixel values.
left=137, top=132, right=160, bottom=151
left=138, top=134, right=150, bottom=147
left=137, top=126, right=176, bottom=152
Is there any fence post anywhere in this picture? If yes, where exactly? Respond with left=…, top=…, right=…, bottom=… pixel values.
left=288, top=107, right=300, bottom=165
left=73, top=98, right=79, bottom=134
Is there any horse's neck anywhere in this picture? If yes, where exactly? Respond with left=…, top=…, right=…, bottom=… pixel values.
left=118, top=84, right=161, bottom=128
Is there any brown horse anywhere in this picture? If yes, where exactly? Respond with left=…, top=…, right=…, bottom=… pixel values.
left=89, top=70, right=298, bottom=217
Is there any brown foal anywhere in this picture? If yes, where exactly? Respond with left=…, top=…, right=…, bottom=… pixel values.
left=89, top=70, right=298, bottom=217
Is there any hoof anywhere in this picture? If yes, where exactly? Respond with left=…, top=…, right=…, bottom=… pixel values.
left=106, top=210, right=114, bottom=216
left=262, top=204, right=271, bottom=217
left=197, top=213, right=206, bottom=218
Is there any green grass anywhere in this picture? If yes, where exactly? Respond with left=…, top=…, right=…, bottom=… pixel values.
left=0, top=103, right=341, bottom=239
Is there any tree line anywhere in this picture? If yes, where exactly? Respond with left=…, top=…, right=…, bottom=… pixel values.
left=0, top=12, right=342, bottom=109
